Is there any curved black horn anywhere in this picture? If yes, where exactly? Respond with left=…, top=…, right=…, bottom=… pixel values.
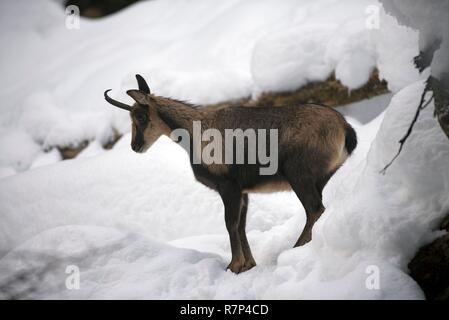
left=104, top=89, right=132, bottom=111
left=136, top=74, right=150, bottom=93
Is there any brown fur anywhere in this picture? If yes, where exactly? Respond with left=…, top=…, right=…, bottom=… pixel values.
left=107, top=76, right=357, bottom=274
left=141, top=103, right=171, bottom=147
left=243, top=180, right=291, bottom=193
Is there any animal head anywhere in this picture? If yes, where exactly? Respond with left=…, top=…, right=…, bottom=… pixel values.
left=104, top=74, right=169, bottom=153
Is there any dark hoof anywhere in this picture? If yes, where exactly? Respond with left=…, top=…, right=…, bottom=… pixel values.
left=227, top=256, right=255, bottom=274
left=242, top=258, right=256, bottom=272
left=294, top=233, right=312, bottom=247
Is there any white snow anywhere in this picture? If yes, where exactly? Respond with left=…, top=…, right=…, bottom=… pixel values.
left=30, top=149, right=62, bottom=170
left=0, top=129, right=41, bottom=172
left=372, top=9, right=420, bottom=92
left=0, top=0, right=423, bottom=171
left=380, top=0, right=449, bottom=82
left=338, top=93, right=392, bottom=124
left=251, top=4, right=380, bottom=93
left=0, top=0, right=448, bottom=300
left=76, top=140, right=106, bottom=159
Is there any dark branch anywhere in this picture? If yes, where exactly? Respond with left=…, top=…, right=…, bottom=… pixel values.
left=380, top=82, right=434, bottom=174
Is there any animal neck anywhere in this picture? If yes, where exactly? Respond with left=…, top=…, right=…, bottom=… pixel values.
left=155, top=96, right=203, bottom=135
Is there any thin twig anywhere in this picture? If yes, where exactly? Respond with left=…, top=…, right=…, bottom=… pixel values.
left=380, top=86, right=434, bottom=174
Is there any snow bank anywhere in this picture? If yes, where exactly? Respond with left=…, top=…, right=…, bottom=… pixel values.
left=251, top=1, right=379, bottom=93
left=0, top=129, right=40, bottom=172
left=0, top=0, right=422, bottom=171
left=380, top=0, right=449, bottom=82
left=30, top=148, right=62, bottom=170
left=372, top=10, right=420, bottom=92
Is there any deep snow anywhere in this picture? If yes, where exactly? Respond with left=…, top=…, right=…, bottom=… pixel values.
left=380, top=0, right=449, bottom=84
left=0, top=0, right=420, bottom=174
left=0, top=0, right=448, bottom=300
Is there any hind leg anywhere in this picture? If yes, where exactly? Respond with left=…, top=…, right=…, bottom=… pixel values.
left=315, top=170, right=336, bottom=198
left=295, top=201, right=325, bottom=247
left=284, top=166, right=325, bottom=247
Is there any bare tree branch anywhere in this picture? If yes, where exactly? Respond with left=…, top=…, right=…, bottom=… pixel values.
left=380, top=80, right=434, bottom=174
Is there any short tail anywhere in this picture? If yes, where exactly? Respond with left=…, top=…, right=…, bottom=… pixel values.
left=344, top=124, right=357, bottom=155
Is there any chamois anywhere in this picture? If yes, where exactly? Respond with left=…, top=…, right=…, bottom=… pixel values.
left=104, top=74, right=357, bottom=274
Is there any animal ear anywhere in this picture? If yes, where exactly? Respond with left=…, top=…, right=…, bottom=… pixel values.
left=136, top=74, right=150, bottom=94
left=127, top=90, right=147, bottom=105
